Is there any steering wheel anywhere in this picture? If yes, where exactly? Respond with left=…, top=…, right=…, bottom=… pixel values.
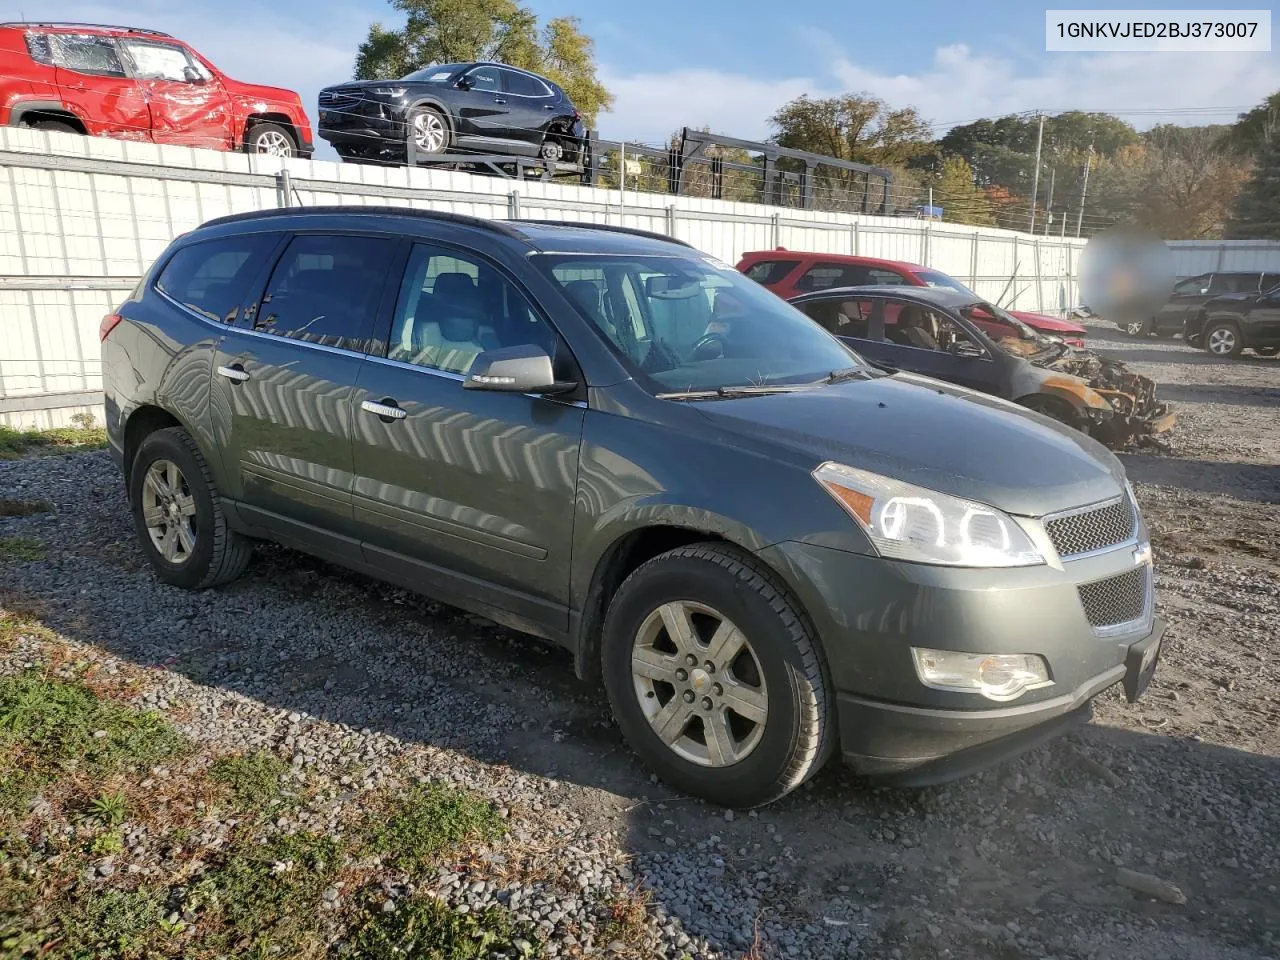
left=692, top=333, right=727, bottom=361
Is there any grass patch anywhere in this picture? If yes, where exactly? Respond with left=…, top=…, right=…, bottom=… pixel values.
left=368, top=783, right=505, bottom=873
left=0, top=418, right=107, bottom=460
left=57, top=884, right=171, bottom=959
left=0, top=536, right=46, bottom=561
left=0, top=671, right=183, bottom=786
left=0, top=499, right=53, bottom=518
left=209, top=750, right=290, bottom=812
left=349, top=894, right=539, bottom=959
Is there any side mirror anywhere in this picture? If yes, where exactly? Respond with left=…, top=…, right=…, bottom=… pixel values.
left=464, top=344, right=577, bottom=395
left=456, top=75, right=473, bottom=91
left=950, top=340, right=985, bottom=359
left=182, top=66, right=204, bottom=84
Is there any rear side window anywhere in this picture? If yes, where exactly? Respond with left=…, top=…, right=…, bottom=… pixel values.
left=155, top=235, right=278, bottom=323
left=24, top=33, right=54, bottom=65
left=503, top=70, right=549, bottom=96
left=253, top=234, right=396, bottom=351
left=743, top=259, right=800, bottom=285
left=51, top=35, right=127, bottom=78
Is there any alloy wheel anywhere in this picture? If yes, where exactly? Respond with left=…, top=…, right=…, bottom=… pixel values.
left=1125, top=320, right=1147, bottom=336
left=1207, top=327, right=1237, bottom=355
left=254, top=130, right=293, bottom=157
left=414, top=113, right=447, bottom=153
left=630, top=600, right=768, bottom=767
left=141, top=459, right=197, bottom=565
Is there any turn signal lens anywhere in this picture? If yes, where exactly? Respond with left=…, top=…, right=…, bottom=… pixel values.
left=911, top=648, right=1052, bottom=702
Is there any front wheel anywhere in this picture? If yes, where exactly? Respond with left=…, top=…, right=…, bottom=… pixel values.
left=1204, top=322, right=1243, bottom=357
left=408, top=107, right=449, bottom=156
left=244, top=122, right=296, bottom=157
left=1123, top=318, right=1150, bottom=337
left=129, top=427, right=253, bottom=589
left=602, top=544, right=833, bottom=808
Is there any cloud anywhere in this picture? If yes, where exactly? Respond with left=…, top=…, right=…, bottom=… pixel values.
left=596, top=45, right=1280, bottom=144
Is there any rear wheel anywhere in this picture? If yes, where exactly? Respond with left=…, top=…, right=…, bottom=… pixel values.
left=601, top=543, right=833, bottom=808
left=540, top=136, right=565, bottom=163
left=1204, top=322, right=1243, bottom=357
left=29, top=118, right=80, bottom=136
left=1123, top=318, right=1150, bottom=337
left=244, top=122, right=296, bottom=157
left=129, top=427, right=253, bottom=589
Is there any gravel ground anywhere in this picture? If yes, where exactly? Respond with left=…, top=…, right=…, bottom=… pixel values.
left=1, top=321, right=1278, bottom=959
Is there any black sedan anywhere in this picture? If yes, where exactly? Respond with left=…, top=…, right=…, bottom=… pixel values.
left=789, top=286, right=1175, bottom=448
left=318, top=61, right=585, bottom=165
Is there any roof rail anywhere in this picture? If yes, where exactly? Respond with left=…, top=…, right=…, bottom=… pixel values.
left=1, top=21, right=173, bottom=36
left=196, top=204, right=527, bottom=240
left=516, top=219, right=693, bottom=248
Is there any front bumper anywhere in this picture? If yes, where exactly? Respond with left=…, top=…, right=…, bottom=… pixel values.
left=758, top=536, right=1163, bottom=785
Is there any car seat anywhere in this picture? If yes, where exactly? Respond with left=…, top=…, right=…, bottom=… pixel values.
left=411, top=272, right=498, bottom=373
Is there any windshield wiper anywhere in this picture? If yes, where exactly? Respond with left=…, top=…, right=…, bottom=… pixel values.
left=656, top=384, right=817, bottom=400
left=820, top=366, right=871, bottom=384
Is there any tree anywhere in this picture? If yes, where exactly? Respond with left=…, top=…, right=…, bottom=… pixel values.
left=1226, top=129, right=1280, bottom=239
left=1221, top=91, right=1280, bottom=156
left=926, top=156, right=994, bottom=226
left=353, top=0, right=613, bottom=126
left=768, top=94, right=933, bottom=167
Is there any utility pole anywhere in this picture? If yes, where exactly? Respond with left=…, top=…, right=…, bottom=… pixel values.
left=1076, top=145, right=1093, bottom=238
left=1043, top=167, right=1056, bottom=235
left=1028, top=112, right=1045, bottom=233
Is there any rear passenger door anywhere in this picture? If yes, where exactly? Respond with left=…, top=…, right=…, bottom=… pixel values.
left=349, top=241, right=585, bottom=636
left=48, top=33, right=150, bottom=141
left=210, top=232, right=401, bottom=545
left=500, top=68, right=554, bottom=148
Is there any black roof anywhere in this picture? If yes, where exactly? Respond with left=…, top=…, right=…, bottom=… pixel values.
left=789, top=284, right=983, bottom=308
left=194, top=205, right=692, bottom=254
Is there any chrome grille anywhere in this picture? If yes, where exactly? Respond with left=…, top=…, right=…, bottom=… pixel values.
left=1045, top=496, right=1136, bottom=558
left=319, top=89, right=360, bottom=107
left=1077, top=567, right=1148, bottom=628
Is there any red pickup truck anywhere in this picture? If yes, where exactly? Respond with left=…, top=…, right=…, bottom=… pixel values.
left=0, top=21, right=312, bottom=157
left=737, top=250, right=1087, bottom=347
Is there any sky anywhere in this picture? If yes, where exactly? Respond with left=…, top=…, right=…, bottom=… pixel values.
left=6, top=0, right=1280, bottom=160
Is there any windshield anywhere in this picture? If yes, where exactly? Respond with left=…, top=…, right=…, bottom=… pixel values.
left=917, top=270, right=975, bottom=296
left=959, top=302, right=1056, bottom=356
left=401, top=63, right=468, bottom=82
left=533, top=253, right=865, bottom=394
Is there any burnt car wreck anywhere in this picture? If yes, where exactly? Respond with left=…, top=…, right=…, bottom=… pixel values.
left=788, top=285, right=1176, bottom=451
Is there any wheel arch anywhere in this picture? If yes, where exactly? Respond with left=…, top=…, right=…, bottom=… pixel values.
left=11, top=101, right=88, bottom=134
left=407, top=98, right=455, bottom=135
left=242, top=113, right=299, bottom=149
left=121, top=404, right=185, bottom=487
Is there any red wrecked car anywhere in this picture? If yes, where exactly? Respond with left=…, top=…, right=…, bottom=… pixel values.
left=737, top=250, right=1087, bottom=347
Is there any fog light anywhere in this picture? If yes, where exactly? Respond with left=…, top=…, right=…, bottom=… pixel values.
left=911, top=648, right=1052, bottom=702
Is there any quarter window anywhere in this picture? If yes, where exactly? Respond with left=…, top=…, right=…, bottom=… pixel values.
left=155, top=235, right=278, bottom=323
left=389, top=243, right=560, bottom=376
left=253, top=234, right=396, bottom=350
left=24, top=33, right=54, bottom=65
left=503, top=70, right=549, bottom=96
left=51, top=35, right=126, bottom=77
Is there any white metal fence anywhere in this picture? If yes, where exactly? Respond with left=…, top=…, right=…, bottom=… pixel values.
left=0, top=125, right=1091, bottom=427
left=1165, top=239, right=1280, bottom=278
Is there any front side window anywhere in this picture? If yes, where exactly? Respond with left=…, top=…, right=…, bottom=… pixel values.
left=253, top=234, right=396, bottom=350
left=536, top=253, right=862, bottom=394
left=1173, top=275, right=1211, bottom=295
left=795, top=263, right=849, bottom=292
left=389, top=243, right=561, bottom=376
left=121, top=41, right=195, bottom=82
left=463, top=66, right=501, bottom=93
left=52, top=34, right=126, bottom=77
left=864, top=268, right=910, bottom=286
left=742, top=259, right=800, bottom=285
left=155, top=235, right=278, bottom=323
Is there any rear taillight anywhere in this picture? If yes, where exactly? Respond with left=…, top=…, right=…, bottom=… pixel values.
left=100, top=313, right=123, bottom=341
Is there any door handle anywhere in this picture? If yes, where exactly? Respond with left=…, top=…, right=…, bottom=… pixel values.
left=361, top=398, right=407, bottom=422
left=217, top=364, right=250, bottom=383
left=493, top=97, right=507, bottom=104
left=543, top=104, right=554, bottom=110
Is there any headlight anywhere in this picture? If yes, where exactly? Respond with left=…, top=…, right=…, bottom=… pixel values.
left=812, top=462, right=1044, bottom=567
left=371, top=86, right=407, bottom=97
left=912, top=648, right=1052, bottom=701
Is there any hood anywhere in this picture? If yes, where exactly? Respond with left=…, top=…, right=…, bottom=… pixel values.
left=690, top=373, right=1126, bottom=516
left=1008, top=310, right=1087, bottom=335
left=226, top=80, right=304, bottom=108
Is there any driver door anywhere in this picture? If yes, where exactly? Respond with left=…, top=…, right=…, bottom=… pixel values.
left=453, top=65, right=510, bottom=146
left=118, top=38, right=232, bottom=150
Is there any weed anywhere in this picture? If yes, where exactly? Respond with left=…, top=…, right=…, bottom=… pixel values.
left=367, top=783, right=505, bottom=873
left=58, top=885, right=168, bottom=959
left=0, top=423, right=107, bottom=460
left=90, top=831, right=125, bottom=856
left=209, top=749, right=289, bottom=812
left=0, top=536, right=46, bottom=561
left=349, top=894, right=538, bottom=959
left=0, top=499, right=53, bottom=518
left=599, top=885, right=652, bottom=950
left=87, top=789, right=129, bottom=827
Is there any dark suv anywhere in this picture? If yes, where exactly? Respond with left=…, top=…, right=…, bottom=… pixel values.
left=1127, top=270, right=1280, bottom=340
left=101, top=207, right=1164, bottom=807
left=317, top=62, right=585, bottom=165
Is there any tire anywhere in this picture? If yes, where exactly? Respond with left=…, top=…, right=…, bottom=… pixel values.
left=1122, top=318, right=1150, bottom=337
left=601, top=543, right=833, bottom=808
left=1203, top=321, right=1243, bottom=358
left=1020, top=395, right=1081, bottom=430
left=128, top=426, right=252, bottom=589
left=407, top=106, right=449, bottom=156
left=1254, top=346, right=1279, bottom=357
left=540, top=137, right=564, bottom=163
left=30, top=119, right=80, bottom=136
left=244, top=122, right=296, bottom=157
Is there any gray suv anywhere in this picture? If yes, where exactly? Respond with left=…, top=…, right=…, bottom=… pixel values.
left=101, top=207, right=1164, bottom=807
